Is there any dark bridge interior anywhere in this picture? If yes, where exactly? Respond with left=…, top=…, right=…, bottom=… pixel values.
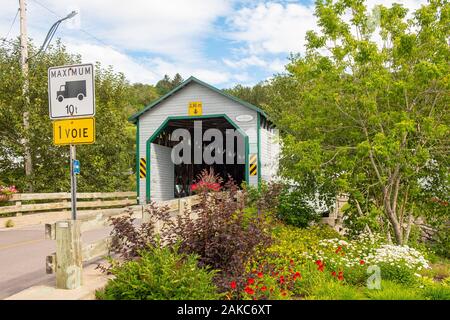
left=152, top=117, right=246, bottom=197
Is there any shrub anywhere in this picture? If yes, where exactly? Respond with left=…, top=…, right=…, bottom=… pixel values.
left=265, top=224, right=341, bottom=268
left=190, top=167, right=223, bottom=193
left=430, top=225, right=450, bottom=259
left=364, top=244, right=430, bottom=285
left=277, top=187, right=321, bottom=228
left=96, top=245, right=221, bottom=300
left=108, top=205, right=164, bottom=260
left=107, top=169, right=273, bottom=292
left=243, top=181, right=283, bottom=214
left=306, top=233, right=431, bottom=286
left=5, top=219, right=14, bottom=228
left=159, top=170, right=272, bottom=291
left=419, top=277, right=450, bottom=300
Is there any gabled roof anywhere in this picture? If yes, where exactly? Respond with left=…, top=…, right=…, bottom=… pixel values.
left=128, top=76, right=267, bottom=123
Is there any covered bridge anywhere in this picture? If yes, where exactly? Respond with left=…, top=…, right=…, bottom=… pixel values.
left=129, top=76, right=279, bottom=203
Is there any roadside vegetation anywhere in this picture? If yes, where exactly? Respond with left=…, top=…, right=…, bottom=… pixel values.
left=97, top=170, right=449, bottom=300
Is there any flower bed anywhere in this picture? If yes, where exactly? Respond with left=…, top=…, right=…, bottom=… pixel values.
left=0, top=185, right=18, bottom=202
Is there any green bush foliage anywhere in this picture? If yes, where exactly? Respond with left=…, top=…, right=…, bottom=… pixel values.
left=277, top=187, right=321, bottom=228
left=96, top=245, right=221, bottom=300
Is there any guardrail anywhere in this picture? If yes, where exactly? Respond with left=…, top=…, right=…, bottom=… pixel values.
left=0, top=192, right=137, bottom=228
left=44, top=195, right=201, bottom=289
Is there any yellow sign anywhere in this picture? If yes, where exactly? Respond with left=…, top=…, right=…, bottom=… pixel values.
left=139, top=158, right=146, bottom=178
left=53, top=118, right=95, bottom=145
left=249, top=154, right=257, bottom=176
left=188, top=101, right=202, bottom=116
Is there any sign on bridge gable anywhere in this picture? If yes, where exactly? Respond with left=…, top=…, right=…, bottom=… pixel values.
left=48, top=63, right=95, bottom=119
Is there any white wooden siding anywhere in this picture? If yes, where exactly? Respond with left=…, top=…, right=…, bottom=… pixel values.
left=138, top=81, right=259, bottom=202
left=150, top=144, right=174, bottom=201
left=261, top=127, right=280, bottom=181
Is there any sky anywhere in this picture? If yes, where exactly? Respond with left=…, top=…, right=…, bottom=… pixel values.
left=0, top=0, right=428, bottom=88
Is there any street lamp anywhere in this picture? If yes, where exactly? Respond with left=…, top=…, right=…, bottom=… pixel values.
left=27, top=10, right=78, bottom=62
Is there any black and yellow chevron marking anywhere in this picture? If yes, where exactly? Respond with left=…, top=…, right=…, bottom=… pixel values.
left=139, top=158, right=146, bottom=178
left=249, top=154, right=257, bottom=176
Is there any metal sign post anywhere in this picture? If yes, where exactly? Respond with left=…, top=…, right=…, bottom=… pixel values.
left=48, top=63, right=96, bottom=221
left=69, top=144, right=77, bottom=220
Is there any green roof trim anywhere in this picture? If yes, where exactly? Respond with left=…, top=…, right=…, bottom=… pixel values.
left=128, top=76, right=267, bottom=123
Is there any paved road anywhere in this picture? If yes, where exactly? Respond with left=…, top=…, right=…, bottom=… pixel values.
left=0, top=224, right=111, bottom=299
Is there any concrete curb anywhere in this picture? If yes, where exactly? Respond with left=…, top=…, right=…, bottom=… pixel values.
left=5, top=264, right=112, bottom=300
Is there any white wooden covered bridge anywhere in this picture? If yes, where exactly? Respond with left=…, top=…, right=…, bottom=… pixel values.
left=129, top=76, right=279, bottom=203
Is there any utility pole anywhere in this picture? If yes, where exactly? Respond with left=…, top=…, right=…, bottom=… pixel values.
left=19, top=0, right=33, bottom=191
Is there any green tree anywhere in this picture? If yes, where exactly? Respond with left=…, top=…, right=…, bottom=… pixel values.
left=0, top=40, right=136, bottom=192
left=268, top=0, right=449, bottom=244
left=224, top=82, right=271, bottom=109
left=155, top=73, right=184, bottom=96
left=127, top=83, right=159, bottom=114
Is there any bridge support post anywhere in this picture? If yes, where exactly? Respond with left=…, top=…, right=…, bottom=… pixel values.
left=55, top=220, right=82, bottom=289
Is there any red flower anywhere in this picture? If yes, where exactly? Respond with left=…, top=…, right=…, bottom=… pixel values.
left=290, top=259, right=295, bottom=265
left=360, top=260, right=365, bottom=265
left=257, top=272, right=263, bottom=278
left=331, top=271, right=337, bottom=277
left=293, top=272, right=302, bottom=280
left=335, top=246, right=342, bottom=254
left=247, top=278, right=255, bottom=285
left=316, top=260, right=325, bottom=272
left=230, top=281, right=237, bottom=289
left=260, top=286, right=267, bottom=292
left=338, top=271, right=344, bottom=281
left=244, top=286, right=255, bottom=295
left=279, top=276, right=285, bottom=284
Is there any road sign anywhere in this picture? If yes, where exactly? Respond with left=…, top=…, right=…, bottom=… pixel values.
left=48, top=63, right=95, bottom=119
left=188, top=101, right=202, bottom=116
left=53, top=118, right=95, bottom=145
left=73, top=159, right=80, bottom=174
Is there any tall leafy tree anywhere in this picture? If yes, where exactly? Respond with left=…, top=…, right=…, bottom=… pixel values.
left=268, top=0, right=449, bottom=244
left=155, top=73, right=184, bottom=96
left=127, top=83, right=159, bottom=114
left=0, top=40, right=136, bottom=192
left=224, top=82, right=271, bottom=109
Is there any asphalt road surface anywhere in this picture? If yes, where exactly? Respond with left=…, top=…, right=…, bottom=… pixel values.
left=0, top=224, right=111, bottom=299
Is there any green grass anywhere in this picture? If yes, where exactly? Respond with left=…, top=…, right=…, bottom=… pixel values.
left=364, top=280, right=425, bottom=300
left=306, top=281, right=366, bottom=300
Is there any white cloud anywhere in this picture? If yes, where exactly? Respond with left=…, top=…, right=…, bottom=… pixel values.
left=65, top=42, right=158, bottom=83
left=145, top=57, right=233, bottom=85
left=226, top=2, right=317, bottom=55
left=33, top=0, right=233, bottom=59
left=0, top=0, right=431, bottom=88
left=223, top=55, right=267, bottom=68
left=226, top=0, right=427, bottom=57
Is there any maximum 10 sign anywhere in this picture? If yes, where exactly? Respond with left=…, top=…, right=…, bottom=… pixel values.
left=48, top=63, right=95, bottom=119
